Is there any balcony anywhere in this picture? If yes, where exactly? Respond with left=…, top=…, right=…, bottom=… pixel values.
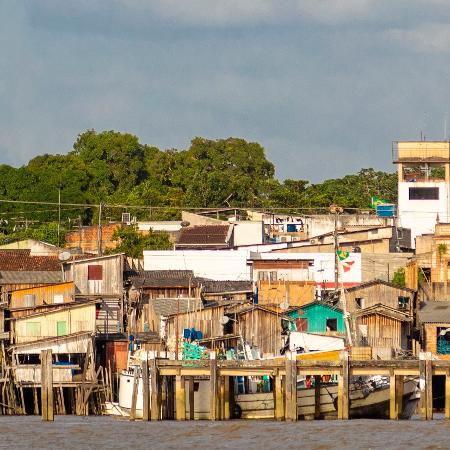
left=393, top=141, right=450, bottom=163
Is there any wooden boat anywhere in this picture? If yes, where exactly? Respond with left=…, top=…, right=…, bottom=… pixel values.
left=235, top=376, right=419, bottom=420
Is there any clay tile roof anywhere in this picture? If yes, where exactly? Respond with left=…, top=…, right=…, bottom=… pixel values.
left=177, top=225, right=232, bottom=246
left=0, top=250, right=61, bottom=272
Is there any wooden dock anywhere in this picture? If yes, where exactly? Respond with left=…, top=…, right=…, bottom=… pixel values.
left=137, top=352, right=450, bottom=421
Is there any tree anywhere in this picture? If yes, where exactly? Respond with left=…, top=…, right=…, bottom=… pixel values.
left=392, top=268, right=406, bottom=288
left=109, top=225, right=172, bottom=258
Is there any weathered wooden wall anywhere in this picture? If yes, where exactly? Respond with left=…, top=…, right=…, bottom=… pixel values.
left=10, top=282, right=75, bottom=309
left=357, top=314, right=405, bottom=349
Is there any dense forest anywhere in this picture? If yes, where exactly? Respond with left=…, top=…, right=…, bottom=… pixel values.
left=0, top=130, right=397, bottom=242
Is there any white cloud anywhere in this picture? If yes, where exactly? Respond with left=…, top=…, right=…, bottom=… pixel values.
left=387, top=23, right=450, bottom=53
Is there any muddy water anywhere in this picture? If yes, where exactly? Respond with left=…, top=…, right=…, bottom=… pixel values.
left=0, top=416, right=448, bottom=450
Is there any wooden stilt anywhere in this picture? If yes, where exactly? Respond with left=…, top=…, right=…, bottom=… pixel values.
left=130, top=368, right=140, bottom=421
left=188, top=376, right=195, bottom=420
left=389, top=372, right=398, bottom=420
left=445, top=369, right=450, bottom=420
left=314, top=376, right=322, bottom=420
left=41, top=349, right=53, bottom=421
left=175, top=374, right=186, bottom=420
left=425, top=355, right=433, bottom=420
left=284, top=352, right=297, bottom=421
left=223, top=376, right=230, bottom=420
left=274, top=370, right=284, bottom=421
left=209, top=357, right=218, bottom=421
left=142, top=359, right=150, bottom=421
left=150, top=359, right=160, bottom=420
left=338, top=351, right=349, bottom=420
left=59, top=387, right=66, bottom=415
left=33, top=387, right=39, bottom=415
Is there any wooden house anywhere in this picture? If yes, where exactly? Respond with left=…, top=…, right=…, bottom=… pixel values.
left=11, top=301, right=98, bottom=344
left=0, top=250, right=62, bottom=298
left=250, top=257, right=315, bottom=308
left=9, top=282, right=75, bottom=309
left=345, top=279, right=415, bottom=316
left=63, top=254, right=125, bottom=335
left=201, top=280, right=253, bottom=303
left=355, top=304, right=412, bottom=353
left=419, top=301, right=450, bottom=360
left=288, top=301, right=345, bottom=335
left=165, top=303, right=287, bottom=357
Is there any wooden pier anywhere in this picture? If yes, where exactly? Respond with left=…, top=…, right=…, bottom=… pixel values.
left=132, top=352, right=450, bottom=421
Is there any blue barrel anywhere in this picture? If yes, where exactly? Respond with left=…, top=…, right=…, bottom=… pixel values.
left=286, top=224, right=297, bottom=232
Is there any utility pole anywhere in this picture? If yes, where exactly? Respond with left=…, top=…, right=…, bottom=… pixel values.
left=330, top=204, right=343, bottom=291
left=57, top=186, right=61, bottom=247
left=97, top=202, right=103, bottom=256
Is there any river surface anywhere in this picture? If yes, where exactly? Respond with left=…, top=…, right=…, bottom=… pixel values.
left=0, top=416, right=448, bottom=450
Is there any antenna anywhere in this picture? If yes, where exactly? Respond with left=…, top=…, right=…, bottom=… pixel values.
left=279, top=301, right=289, bottom=311
left=219, top=316, right=230, bottom=325
left=58, top=251, right=71, bottom=262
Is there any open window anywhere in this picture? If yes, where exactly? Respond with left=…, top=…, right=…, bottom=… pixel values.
left=326, top=318, right=338, bottom=332
left=398, top=296, right=409, bottom=310
left=355, top=297, right=365, bottom=309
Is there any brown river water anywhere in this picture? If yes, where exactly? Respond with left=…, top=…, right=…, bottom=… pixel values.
left=0, top=416, right=448, bottom=450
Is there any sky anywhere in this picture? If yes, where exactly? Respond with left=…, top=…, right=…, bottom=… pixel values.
left=2, top=1, right=450, bottom=182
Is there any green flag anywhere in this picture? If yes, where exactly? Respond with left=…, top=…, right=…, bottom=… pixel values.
left=336, top=250, right=350, bottom=261
left=371, top=196, right=388, bottom=209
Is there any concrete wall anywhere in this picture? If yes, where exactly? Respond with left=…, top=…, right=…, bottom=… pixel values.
left=144, top=249, right=251, bottom=281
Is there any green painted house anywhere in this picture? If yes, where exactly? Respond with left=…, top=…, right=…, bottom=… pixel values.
left=288, top=301, right=345, bottom=334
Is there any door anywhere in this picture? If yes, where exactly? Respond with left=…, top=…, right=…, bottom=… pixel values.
left=57, top=321, right=67, bottom=336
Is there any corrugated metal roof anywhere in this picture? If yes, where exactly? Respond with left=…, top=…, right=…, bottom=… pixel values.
left=202, top=280, right=253, bottom=293
left=177, top=225, right=232, bottom=246
left=0, top=271, right=63, bottom=284
left=419, top=301, right=450, bottom=323
left=153, top=297, right=203, bottom=316
left=131, top=270, right=196, bottom=288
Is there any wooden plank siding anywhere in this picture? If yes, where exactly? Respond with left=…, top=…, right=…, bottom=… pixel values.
left=64, top=254, right=124, bottom=296
left=9, top=282, right=75, bottom=309
left=357, top=314, right=405, bottom=349
left=12, top=303, right=97, bottom=344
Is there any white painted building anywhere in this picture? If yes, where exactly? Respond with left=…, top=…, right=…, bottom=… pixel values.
left=143, top=250, right=251, bottom=281
left=395, top=141, right=450, bottom=246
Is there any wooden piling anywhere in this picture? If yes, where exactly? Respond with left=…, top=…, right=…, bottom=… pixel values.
left=314, top=376, right=322, bottom=420
left=223, top=376, right=230, bottom=420
left=40, top=349, right=53, bottom=421
left=425, top=355, right=433, bottom=420
left=337, top=351, right=349, bottom=420
left=130, top=368, right=140, bottom=421
left=273, top=370, right=284, bottom=421
left=209, top=357, right=218, bottom=421
left=284, top=352, right=297, bottom=421
left=188, top=377, right=195, bottom=420
left=142, top=359, right=150, bottom=421
left=175, top=374, right=186, bottom=420
left=150, top=359, right=160, bottom=420
left=445, top=369, right=450, bottom=420
left=389, top=372, right=398, bottom=420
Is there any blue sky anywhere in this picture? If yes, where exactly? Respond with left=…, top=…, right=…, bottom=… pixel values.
left=2, top=1, right=450, bottom=182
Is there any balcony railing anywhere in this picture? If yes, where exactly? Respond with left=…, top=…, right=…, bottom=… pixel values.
left=392, top=141, right=450, bottom=163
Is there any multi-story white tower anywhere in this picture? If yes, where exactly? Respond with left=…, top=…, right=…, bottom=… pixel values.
left=394, top=141, right=450, bottom=247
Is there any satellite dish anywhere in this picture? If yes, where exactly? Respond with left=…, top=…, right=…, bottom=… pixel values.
left=180, top=221, right=190, bottom=227
left=279, top=301, right=289, bottom=311
left=58, top=251, right=71, bottom=262
left=219, top=316, right=230, bottom=325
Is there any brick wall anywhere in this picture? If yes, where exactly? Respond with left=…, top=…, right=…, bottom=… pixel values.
left=65, top=223, right=121, bottom=254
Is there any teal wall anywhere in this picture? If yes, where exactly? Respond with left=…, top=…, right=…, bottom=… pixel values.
left=289, top=303, right=345, bottom=334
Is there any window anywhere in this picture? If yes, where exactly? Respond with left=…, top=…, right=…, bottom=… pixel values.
left=26, top=322, right=41, bottom=337
left=326, top=318, right=338, bottom=332
left=437, top=327, right=450, bottom=355
left=398, top=297, right=409, bottom=309
left=409, top=187, right=439, bottom=200
left=355, top=298, right=365, bottom=309
left=270, top=271, right=278, bottom=282
left=88, top=265, right=103, bottom=281
left=53, top=294, right=64, bottom=304
left=57, top=321, right=67, bottom=336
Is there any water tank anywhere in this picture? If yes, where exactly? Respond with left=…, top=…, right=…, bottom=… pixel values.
left=376, top=203, right=396, bottom=217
